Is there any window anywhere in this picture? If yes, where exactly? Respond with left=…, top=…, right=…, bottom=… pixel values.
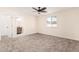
left=47, top=16, right=57, bottom=27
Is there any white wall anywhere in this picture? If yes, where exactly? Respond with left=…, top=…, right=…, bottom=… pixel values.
left=16, top=15, right=36, bottom=37
left=37, top=8, right=79, bottom=41
left=0, top=7, right=79, bottom=41
left=0, top=8, right=37, bottom=37
left=10, top=15, right=37, bottom=37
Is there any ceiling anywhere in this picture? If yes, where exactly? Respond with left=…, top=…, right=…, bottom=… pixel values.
left=0, top=7, right=70, bottom=16
left=13, top=7, right=70, bottom=16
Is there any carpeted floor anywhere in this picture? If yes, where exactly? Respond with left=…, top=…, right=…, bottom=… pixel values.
left=1, top=33, right=79, bottom=52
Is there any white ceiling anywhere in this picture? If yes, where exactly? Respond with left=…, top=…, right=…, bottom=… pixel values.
left=1, top=7, right=70, bottom=16
left=14, top=7, right=70, bottom=16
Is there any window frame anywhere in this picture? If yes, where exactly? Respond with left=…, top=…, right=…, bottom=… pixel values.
left=47, top=16, right=57, bottom=27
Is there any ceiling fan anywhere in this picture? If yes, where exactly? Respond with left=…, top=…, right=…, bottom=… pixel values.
left=32, top=7, right=47, bottom=14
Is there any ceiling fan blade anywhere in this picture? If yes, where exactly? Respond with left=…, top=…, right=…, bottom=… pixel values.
left=41, top=11, right=47, bottom=13
left=40, top=7, right=47, bottom=11
left=32, top=7, right=38, bottom=11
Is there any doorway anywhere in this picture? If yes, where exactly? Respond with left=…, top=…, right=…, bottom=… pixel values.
left=0, top=16, right=12, bottom=37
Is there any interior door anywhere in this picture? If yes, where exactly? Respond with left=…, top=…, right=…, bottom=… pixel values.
left=0, top=16, right=12, bottom=37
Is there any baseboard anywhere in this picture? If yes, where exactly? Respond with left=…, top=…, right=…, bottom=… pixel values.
left=37, top=32, right=79, bottom=41
left=13, top=32, right=37, bottom=38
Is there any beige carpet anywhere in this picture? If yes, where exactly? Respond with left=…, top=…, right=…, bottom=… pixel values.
left=1, top=33, right=79, bottom=52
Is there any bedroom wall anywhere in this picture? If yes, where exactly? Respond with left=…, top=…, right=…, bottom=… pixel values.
left=0, top=8, right=36, bottom=37
left=12, top=15, right=36, bottom=37
left=37, top=8, right=79, bottom=41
